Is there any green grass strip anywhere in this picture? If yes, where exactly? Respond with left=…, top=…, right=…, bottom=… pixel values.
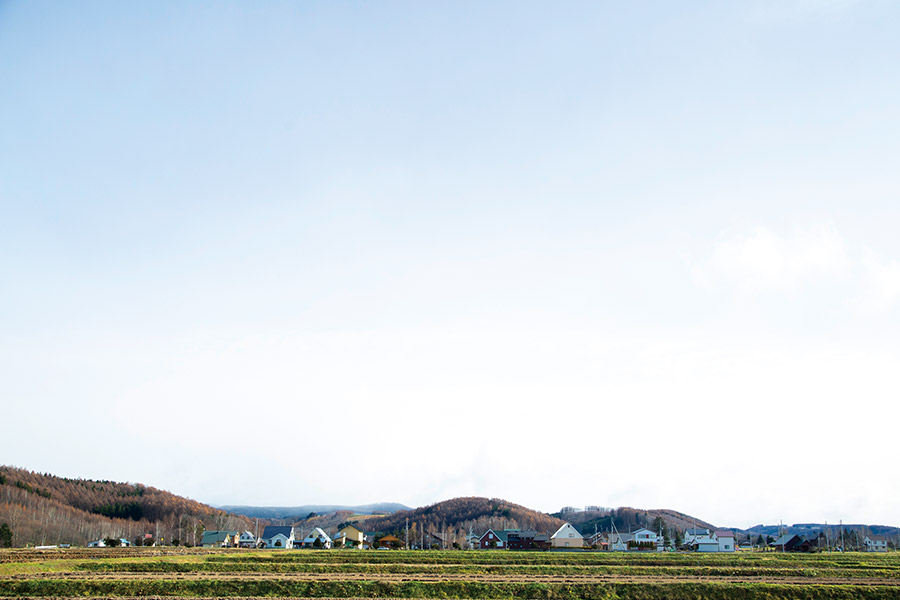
left=2, top=579, right=899, bottom=599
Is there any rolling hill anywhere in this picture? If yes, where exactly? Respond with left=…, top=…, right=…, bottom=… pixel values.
left=344, top=497, right=566, bottom=545
left=554, top=506, right=717, bottom=539
left=0, top=466, right=251, bottom=547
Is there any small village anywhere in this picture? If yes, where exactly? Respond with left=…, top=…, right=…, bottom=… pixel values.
left=95, top=522, right=887, bottom=554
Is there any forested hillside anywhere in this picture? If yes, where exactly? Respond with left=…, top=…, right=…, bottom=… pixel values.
left=0, top=466, right=251, bottom=547
left=355, top=497, right=566, bottom=546
left=554, top=506, right=716, bottom=541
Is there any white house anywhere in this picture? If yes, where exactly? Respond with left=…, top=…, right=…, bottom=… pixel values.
left=259, top=525, right=294, bottom=549
left=683, top=528, right=710, bottom=545
left=684, top=528, right=718, bottom=552
left=607, top=529, right=659, bottom=551
left=550, top=523, right=583, bottom=548
left=238, top=531, right=256, bottom=548
left=299, top=527, right=332, bottom=549
left=864, top=535, right=888, bottom=552
left=715, top=531, right=735, bottom=552
left=87, top=539, right=106, bottom=548
left=608, top=532, right=632, bottom=551
left=631, top=528, right=659, bottom=551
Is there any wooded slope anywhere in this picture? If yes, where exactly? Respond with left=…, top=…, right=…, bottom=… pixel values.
left=356, top=497, right=566, bottom=542
left=0, top=466, right=250, bottom=547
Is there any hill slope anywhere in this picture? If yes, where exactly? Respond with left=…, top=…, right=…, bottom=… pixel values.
left=0, top=466, right=251, bottom=547
left=554, top=507, right=717, bottom=539
left=350, top=497, right=567, bottom=545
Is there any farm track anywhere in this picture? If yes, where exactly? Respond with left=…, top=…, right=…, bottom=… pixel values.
left=6, top=570, right=900, bottom=586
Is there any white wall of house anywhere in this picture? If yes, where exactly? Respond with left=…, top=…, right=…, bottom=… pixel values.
left=607, top=532, right=630, bottom=551
left=551, top=523, right=583, bottom=548
left=864, top=537, right=887, bottom=552
left=684, top=529, right=712, bottom=546
left=265, top=533, right=290, bottom=548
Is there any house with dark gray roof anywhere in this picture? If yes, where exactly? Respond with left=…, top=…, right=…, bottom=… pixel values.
left=772, top=534, right=803, bottom=552
left=259, top=525, right=294, bottom=548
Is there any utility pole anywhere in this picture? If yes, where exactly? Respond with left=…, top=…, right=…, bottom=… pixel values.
left=840, top=520, right=844, bottom=552
left=405, top=518, right=409, bottom=550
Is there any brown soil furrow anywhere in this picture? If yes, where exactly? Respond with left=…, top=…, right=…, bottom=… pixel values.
left=5, top=571, right=900, bottom=586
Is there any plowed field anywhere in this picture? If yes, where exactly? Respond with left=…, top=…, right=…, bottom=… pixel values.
left=2, top=547, right=899, bottom=599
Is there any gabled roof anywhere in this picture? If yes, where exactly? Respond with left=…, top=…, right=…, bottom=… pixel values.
left=507, top=529, right=539, bottom=538
left=772, top=534, right=800, bottom=547
left=685, top=528, right=710, bottom=535
left=305, top=527, right=332, bottom=542
left=338, top=524, right=363, bottom=535
left=260, top=525, right=292, bottom=540
left=480, top=529, right=509, bottom=542
left=200, top=530, right=238, bottom=544
left=690, top=538, right=718, bottom=546
left=551, top=523, right=583, bottom=539
left=715, top=530, right=735, bottom=538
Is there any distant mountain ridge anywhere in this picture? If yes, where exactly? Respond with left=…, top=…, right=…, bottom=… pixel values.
left=740, top=523, right=899, bottom=539
left=219, top=503, right=411, bottom=520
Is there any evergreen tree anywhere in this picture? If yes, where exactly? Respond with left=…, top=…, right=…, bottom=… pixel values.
left=0, top=523, right=12, bottom=548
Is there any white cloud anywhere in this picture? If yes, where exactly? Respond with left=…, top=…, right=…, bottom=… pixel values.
left=859, top=249, right=900, bottom=313
left=696, top=224, right=851, bottom=293
left=694, top=223, right=900, bottom=319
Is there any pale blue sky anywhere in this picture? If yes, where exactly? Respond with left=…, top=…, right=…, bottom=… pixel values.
left=2, top=1, right=899, bottom=527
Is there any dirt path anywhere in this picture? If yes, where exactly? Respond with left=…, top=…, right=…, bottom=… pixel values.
left=5, top=570, right=900, bottom=586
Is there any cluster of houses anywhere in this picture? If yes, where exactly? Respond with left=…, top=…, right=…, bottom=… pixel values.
left=88, top=522, right=892, bottom=553
left=84, top=523, right=890, bottom=553
left=477, top=524, right=735, bottom=552
left=195, top=522, right=748, bottom=553
left=199, top=524, right=402, bottom=550
left=770, top=533, right=889, bottom=553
